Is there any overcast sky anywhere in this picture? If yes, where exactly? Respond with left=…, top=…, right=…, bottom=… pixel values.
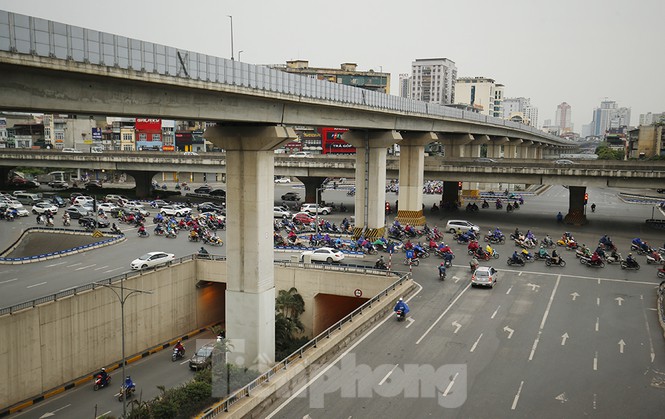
left=1, top=0, right=663, bottom=130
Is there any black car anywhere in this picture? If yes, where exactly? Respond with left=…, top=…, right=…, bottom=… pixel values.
left=42, top=194, right=66, bottom=207
left=85, top=180, right=103, bottom=190
left=78, top=216, right=110, bottom=228
left=209, top=189, right=226, bottom=198
left=194, top=186, right=212, bottom=194
left=189, top=343, right=215, bottom=370
left=281, top=192, right=300, bottom=201
left=197, top=202, right=225, bottom=213
left=65, top=206, right=90, bottom=219
left=657, top=188, right=665, bottom=194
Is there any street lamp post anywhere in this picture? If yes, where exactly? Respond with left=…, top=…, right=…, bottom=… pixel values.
left=100, top=278, right=152, bottom=418
left=227, top=15, right=234, bottom=61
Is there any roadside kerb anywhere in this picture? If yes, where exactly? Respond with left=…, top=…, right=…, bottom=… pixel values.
left=197, top=272, right=414, bottom=419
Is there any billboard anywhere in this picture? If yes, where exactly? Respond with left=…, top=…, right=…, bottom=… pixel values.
left=320, top=127, right=355, bottom=154
left=134, top=118, right=161, bottom=131
left=91, top=128, right=102, bottom=141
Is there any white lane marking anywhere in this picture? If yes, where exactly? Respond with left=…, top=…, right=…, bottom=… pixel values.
left=27, top=281, right=47, bottom=288
left=96, top=410, right=112, bottom=419
left=104, top=267, right=125, bottom=273
left=593, top=351, right=598, bottom=371
left=0, top=278, right=18, bottom=284
left=454, top=276, right=461, bottom=283
left=452, top=321, right=462, bottom=333
left=511, top=380, right=524, bottom=410
left=493, top=267, right=657, bottom=286
left=596, top=297, right=600, bottom=306
left=265, top=282, right=424, bottom=418
left=67, top=262, right=82, bottom=267
left=405, top=317, right=415, bottom=328
left=503, top=326, right=514, bottom=339
left=518, top=272, right=523, bottom=276
left=75, top=264, right=96, bottom=271
left=491, top=305, right=500, bottom=319
left=378, top=364, right=399, bottom=386
left=641, top=300, right=656, bottom=363
left=529, top=275, right=561, bottom=361
left=179, top=359, right=189, bottom=365
left=470, top=333, right=483, bottom=352
left=593, top=393, right=597, bottom=410
left=94, top=265, right=110, bottom=271
left=597, top=278, right=601, bottom=285
left=416, top=283, right=471, bottom=345
left=442, top=372, right=459, bottom=397
left=595, top=317, right=599, bottom=332
left=46, top=261, right=67, bottom=267
left=40, top=404, right=71, bottom=418
left=506, top=286, right=512, bottom=295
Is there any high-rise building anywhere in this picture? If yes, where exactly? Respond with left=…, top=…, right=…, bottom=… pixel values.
left=409, top=58, right=457, bottom=105
left=398, top=73, right=411, bottom=98
left=555, top=102, right=572, bottom=134
left=454, top=77, right=504, bottom=117
left=591, top=100, right=631, bottom=137
left=639, top=112, right=665, bottom=126
left=503, top=97, right=538, bottom=127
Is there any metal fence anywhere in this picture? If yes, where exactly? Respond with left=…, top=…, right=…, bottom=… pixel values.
left=199, top=269, right=412, bottom=418
left=0, top=10, right=568, bottom=145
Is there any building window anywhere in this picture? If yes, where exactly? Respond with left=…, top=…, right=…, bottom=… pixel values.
left=152, top=134, right=161, bottom=141
left=122, top=133, right=132, bottom=141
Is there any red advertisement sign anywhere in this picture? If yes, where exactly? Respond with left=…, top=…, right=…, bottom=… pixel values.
left=134, top=118, right=162, bottom=131
left=320, top=127, right=354, bottom=154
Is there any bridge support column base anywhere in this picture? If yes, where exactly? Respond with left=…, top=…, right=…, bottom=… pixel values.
left=564, top=209, right=588, bottom=226
left=396, top=210, right=426, bottom=226
left=352, top=226, right=386, bottom=241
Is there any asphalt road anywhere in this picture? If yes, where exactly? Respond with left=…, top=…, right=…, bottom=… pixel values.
left=2, top=183, right=665, bottom=418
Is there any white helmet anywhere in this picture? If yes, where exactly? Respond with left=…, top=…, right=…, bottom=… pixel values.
left=399, top=297, right=403, bottom=302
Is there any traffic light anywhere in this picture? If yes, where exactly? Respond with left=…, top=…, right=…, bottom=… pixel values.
left=458, top=181, right=463, bottom=190
left=584, top=193, right=588, bottom=205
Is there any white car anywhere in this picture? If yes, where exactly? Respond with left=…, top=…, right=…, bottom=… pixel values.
left=300, top=247, right=345, bottom=263
left=32, top=202, right=59, bottom=214
left=61, top=148, right=83, bottom=153
left=554, top=159, right=576, bottom=165
left=472, top=266, right=499, bottom=288
left=124, top=202, right=151, bottom=216
left=445, top=219, right=480, bottom=234
left=274, top=177, right=291, bottom=183
left=130, top=251, right=175, bottom=270
left=274, top=206, right=292, bottom=219
left=161, top=205, right=192, bottom=217
left=289, top=151, right=313, bottom=158
left=98, top=202, right=120, bottom=213
left=300, top=203, right=332, bottom=215
left=8, top=205, right=29, bottom=217
left=73, top=196, right=94, bottom=206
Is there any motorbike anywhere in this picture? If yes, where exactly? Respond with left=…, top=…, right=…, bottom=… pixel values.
left=495, top=202, right=503, bottom=209
left=620, top=260, right=640, bottom=270
left=469, top=260, right=480, bottom=271
left=172, top=347, right=186, bottom=362
left=658, top=268, right=665, bottom=279
left=519, top=252, right=535, bottom=263
left=439, top=270, right=446, bottom=281
left=557, top=239, right=578, bottom=250
left=580, top=256, right=605, bottom=268
left=515, top=238, right=537, bottom=249
left=187, top=233, right=200, bottom=242
left=541, top=237, right=555, bottom=248
left=203, top=236, right=224, bottom=247
left=646, top=253, right=664, bottom=265
left=481, top=201, right=490, bottom=209
left=154, top=228, right=165, bottom=236
left=111, top=226, right=122, bottom=234
left=507, top=257, right=525, bottom=267
left=403, top=257, right=420, bottom=266
left=165, top=230, right=177, bottom=239
left=63, top=217, right=71, bottom=226
left=630, top=243, right=650, bottom=255
left=484, top=234, right=506, bottom=244
left=545, top=257, right=566, bottom=267
left=606, top=252, right=623, bottom=264
left=374, top=260, right=388, bottom=270
left=575, top=248, right=591, bottom=259
left=137, top=230, right=149, bottom=238
left=533, top=252, right=550, bottom=261
left=395, top=309, right=406, bottom=321
left=93, top=374, right=111, bottom=391
left=118, top=384, right=136, bottom=402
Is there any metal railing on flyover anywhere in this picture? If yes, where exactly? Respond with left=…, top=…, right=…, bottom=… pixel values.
left=198, top=266, right=412, bottom=418
left=0, top=10, right=568, bottom=146
left=0, top=253, right=200, bottom=316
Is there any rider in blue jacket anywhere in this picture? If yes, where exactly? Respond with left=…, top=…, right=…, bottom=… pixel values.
left=394, top=297, right=409, bottom=315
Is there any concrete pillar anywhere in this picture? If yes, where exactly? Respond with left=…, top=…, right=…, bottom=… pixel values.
left=518, top=141, right=533, bottom=159
left=125, top=170, right=158, bottom=198
left=465, top=134, right=489, bottom=158
left=396, top=132, right=438, bottom=226
left=204, top=124, right=296, bottom=372
left=441, top=133, right=474, bottom=158
left=344, top=130, right=402, bottom=239
left=535, top=145, right=544, bottom=159
left=488, top=136, right=509, bottom=158
left=504, top=139, right=522, bottom=159
left=298, top=176, right=328, bottom=204
left=565, top=185, right=588, bottom=225
left=441, top=180, right=460, bottom=209
left=0, top=167, right=10, bottom=189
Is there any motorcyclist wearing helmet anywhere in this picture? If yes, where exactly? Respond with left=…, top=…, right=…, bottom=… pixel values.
left=485, top=244, right=494, bottom=257
left=198, top=247, right=209, bottom=255
left=521, top=248, right=532, bottom=260
left=469, top=257, right=479, bottom=271
left=98, top=367, right=109, bottom=385
left=174, top=340, right=185, bottom=355
left=551, top=249, right=560, bottom=264
left=394, top=297, right=410, bottom=316
left=438, top=262, right=447, bottom=276
left=511, top=251, right=522, bottom=264
left=538, top=246, right=549, bottom=259
left=124, top=376, right=135, bottom=391
left=375, top=255, right=386, bottom=269
left=626, top=253, right=636, bottom=267
left=590, top=251, right=602, bottom=265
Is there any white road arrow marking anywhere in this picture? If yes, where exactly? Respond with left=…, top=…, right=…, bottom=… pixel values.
left=504, top=326, right=514, bottom=339
left=555, top=392, right=568, bottom=403
left=405, top=317, right=415, bottom=328
left=453, top=276, right=461, bottom=283
left=618, top=339, right=625, bottom=354
left=615, top=297, right=624, bottom=306
left=527, top=283, right=540, bottom=291
left=561, top=333, right=569, bottom=345
left=570, top=292, right=579, bottom=301
left=40, top=404, right=71, bottom=418
left=452, top=321, right=462, bottom=334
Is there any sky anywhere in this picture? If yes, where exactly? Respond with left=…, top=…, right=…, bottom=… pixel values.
left=1, top=0, right=663, bottom=130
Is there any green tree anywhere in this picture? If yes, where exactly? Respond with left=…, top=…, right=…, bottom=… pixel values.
left=276, top=287, right=305, bottom=320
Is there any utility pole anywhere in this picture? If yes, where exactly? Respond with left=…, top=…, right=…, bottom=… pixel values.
left=227, top=16, right=234, bottom=61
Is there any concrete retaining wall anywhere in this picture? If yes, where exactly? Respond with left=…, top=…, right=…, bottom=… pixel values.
left=0, top=259, right=224, bottom=409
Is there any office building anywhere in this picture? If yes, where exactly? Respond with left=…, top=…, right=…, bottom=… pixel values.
left=503, top=97, right=538, bottom=127
left=409, top=58, right=457, bottom=105
left=399, top=73, right=411, bottom=98
left=454, top=77, right=504, bottom=117
left=555, top=102, right=572, bottom=134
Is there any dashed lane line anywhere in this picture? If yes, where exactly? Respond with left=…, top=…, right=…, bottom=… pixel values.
left=528, top=275, right=561, bottom=361
left=27, top=281, right=47, bottom=288
left=0, top=278, right=18, bottom=284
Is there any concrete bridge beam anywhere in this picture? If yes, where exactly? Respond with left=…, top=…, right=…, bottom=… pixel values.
left=488, top=136, right=509, bottom=158
left=441, top=133, right=474, bottom=158
left=125, top=170, right=158, bottom=198
left=504, top=138, right=523, bottom=159
left=344, top=130, right=402, bottom=238
left=396, top=132, right=438, bottom=226
left=204, top=124, right=296, bottom=372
